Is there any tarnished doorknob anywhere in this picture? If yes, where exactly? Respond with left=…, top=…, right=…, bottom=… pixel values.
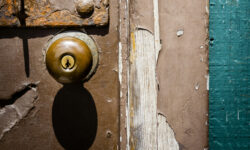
left=45, top=31, right=99, bottom=84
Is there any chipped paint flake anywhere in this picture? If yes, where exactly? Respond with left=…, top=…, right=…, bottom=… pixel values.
left=195, top=83, right=199, bottom=90
left=176, top=30, right=184, bottom=37
left=205, top=74, right=209, bottom=90
left=0, top=83, right=38, bottom=140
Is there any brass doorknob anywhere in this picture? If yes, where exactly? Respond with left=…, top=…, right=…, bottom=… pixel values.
left=45, top=32, right=99, bottom=84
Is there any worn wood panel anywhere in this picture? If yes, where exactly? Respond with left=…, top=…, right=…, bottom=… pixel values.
left=129, top=29, right=157, bottom=150
left=128, top=0, right=181, bottom=149
left=157, top=0, right=209, bottom=149
left=128, top=0, right=158, bottom=149
left=118, top=0, right=129, bottom=149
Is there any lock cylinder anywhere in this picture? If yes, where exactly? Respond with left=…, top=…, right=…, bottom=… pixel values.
left=45, top=32, right=99, bottom=84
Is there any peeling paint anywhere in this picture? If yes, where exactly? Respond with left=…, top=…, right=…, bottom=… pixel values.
left=107, top=99, right=112, bottom=103
left=157, top=0, right=209, bottom=148
left=118, top=42, right=123, bottom=86
left=205, top=74, right=209, bottom=91
left=0, top=82, right=38, bottom=140
left=195, top=83, right=199, bottom=90
left=176, top=30, right=184, bottom=37
left=157, top=114, right=179, bottom=150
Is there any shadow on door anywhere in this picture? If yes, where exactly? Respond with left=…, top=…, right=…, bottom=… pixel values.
left=52, top=83, right=97, bottom=150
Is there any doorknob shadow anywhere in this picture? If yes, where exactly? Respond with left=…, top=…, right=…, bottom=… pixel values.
left=52, top=84, right=97, bottom=150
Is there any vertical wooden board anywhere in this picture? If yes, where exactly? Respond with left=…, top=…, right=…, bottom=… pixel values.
left=209, top=0, right=250, bottom=149
left=128, top=0, right=180, bottom=149
left=118, top=0, right=130, bottom=149
left=157, top=0, right=209, bottom=149
left=129, top=29, right=157, bottom=150
left=128, top=0, right=158, bottom=149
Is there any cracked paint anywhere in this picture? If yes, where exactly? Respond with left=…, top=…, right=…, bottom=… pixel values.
left=0, top=82, right=38, bottom=140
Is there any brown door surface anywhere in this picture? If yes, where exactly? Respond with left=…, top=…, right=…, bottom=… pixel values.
left=0, top=0, right=119, bottom=150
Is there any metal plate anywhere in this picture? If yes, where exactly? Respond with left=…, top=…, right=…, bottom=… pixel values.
left=0, top=0, right=109, bottom=27
left=0, top=0, right=21, bottom=26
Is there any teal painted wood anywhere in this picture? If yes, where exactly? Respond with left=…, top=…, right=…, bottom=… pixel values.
left=209, top=0, right=250, bottom=149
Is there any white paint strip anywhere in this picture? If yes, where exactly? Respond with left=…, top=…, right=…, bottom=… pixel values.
left=118, top=42, right=123, bottom=98
left=205, top=74, right=209, bottom=90
left=158, top=114, right=179, bottom=150
left=129, top=29, right=157, bottom=150
left=153, top=0, right=161, bottom=61
left=126, top=75, right=130, bottom=150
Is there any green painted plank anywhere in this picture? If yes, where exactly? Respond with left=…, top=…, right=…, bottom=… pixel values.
left=209, top=0, right=250, bottom=149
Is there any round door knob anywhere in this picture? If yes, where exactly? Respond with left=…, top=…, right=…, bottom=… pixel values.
left=45, top=32, right=99, bottom=84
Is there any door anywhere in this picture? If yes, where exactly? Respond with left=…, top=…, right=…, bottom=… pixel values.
left=0, top=0, right=120, bottom=149
left=0, top=0, right=213, bottom=150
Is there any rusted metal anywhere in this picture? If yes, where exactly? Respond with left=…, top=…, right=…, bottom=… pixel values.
left=75, top=0, right=94, bottom=16
left=0, top=0, right=21, bottom=26
left=0, top=0, right=109, bottom=27
left=24, top=0, right=109, bottom=27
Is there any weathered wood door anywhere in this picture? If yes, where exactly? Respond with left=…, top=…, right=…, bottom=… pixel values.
left=0, top=0, right=120, bottom=149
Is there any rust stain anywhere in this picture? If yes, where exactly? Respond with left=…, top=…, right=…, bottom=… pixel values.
left=25, top=0, right=109, bottom=27
left=92, top=9, right=109, bottom=26
left=0, top=0, right=109, bottom=27
left=0, top=0, right=21, bottom=26
left=130, top=32, right=136, bottom=63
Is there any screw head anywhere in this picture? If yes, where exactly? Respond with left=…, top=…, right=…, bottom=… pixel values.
left=75, top=0, right=94, bottom=16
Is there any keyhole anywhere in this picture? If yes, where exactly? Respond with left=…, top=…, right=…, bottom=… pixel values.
left=61, top=55, right=75, bottom=69
left=65, top=59, right=71, bottom=68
